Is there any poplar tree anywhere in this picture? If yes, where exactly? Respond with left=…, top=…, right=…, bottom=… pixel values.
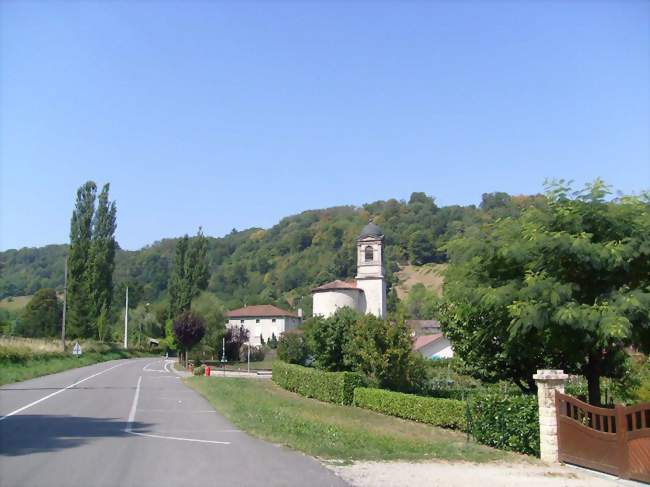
left=67, top=182, right=97, bottom=338
left=90, top=184, right=117, bottom=340
left=168, top=228, right=210, bottom=319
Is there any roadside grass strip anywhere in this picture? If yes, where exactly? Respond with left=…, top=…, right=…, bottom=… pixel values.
left=186, top=376, right=512, bottom=462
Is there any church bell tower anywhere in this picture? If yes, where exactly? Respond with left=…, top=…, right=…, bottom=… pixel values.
left=355, top=221, right=386, bottom=318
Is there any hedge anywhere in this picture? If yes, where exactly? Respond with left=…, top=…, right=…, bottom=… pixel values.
left=468, top=392, right=540, bottom=457
left=272, top=361, right=365, bottom=405
left=353, top=387, right=467, bottom=430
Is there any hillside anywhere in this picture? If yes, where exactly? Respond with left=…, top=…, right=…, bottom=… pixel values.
left=0, top=192, right=544, bottom=313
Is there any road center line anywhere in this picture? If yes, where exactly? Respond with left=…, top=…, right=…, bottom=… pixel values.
left=125, top=375, right=142, bottom=432
left=128, top=432, right=230, bottom=445
left=0, top=361, right=129, bottom=422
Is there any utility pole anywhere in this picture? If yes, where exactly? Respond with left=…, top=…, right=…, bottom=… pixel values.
left=123, top=286, right=129, bottom=349
left=60, top=257, right=68, bottom=351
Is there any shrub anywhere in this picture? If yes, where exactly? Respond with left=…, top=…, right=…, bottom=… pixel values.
left=468, top=392, right=539, bottom=457
left=353, top=387, right=467, bottom=430
left=272, top=361, right=365, bottom=405
left=193, top=365, right=206, bottom=376
left=240, top=345, right=265, bottom=362
left=277, top=331, right=309, bottom=364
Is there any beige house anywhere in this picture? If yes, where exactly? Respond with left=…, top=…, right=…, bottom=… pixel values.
left=226, top=305, right=302, bottom=346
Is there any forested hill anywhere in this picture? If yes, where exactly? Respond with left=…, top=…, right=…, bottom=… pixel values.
left=0, top=192, right=544, bottom=311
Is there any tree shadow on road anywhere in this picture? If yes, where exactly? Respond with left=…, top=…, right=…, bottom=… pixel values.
left=0, top=415, right=153, bottom=456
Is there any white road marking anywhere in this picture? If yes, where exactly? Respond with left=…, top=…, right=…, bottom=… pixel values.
left=128, top=432, right=230, bottom=445
left=0, top=361, right=129, bottom=422
left=125, top=375, right=142, bottom=433
left=142, top=361, right=167, bottom=373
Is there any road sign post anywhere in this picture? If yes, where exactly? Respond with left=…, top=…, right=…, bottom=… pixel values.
left=72, top=341, right=82, bottom=358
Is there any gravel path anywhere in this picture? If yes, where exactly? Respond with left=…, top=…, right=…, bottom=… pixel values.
left=329, top=461, right=637, bottom=487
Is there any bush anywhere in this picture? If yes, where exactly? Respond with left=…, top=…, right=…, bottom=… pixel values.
left=277, top=331, right=309, bottom=364
left=240, top=345, right=265, bottom=362
left=193, top=365, right=206, bottom=376
left=353, top=387, right=467, bottom=430
left=468, top=392, right=539, bottom=457
left=272, top=361, right=365, bottom=405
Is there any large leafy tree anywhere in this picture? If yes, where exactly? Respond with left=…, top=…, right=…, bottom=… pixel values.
left=67, top=182, right=97, bottom=338
left=440, top=180, right=650, bottom=405
left=17, top=289, right=62, bottom=337
left=168, top=228, right=209, bottom=318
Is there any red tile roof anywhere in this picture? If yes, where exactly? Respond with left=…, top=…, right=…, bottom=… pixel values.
left=412, top=333, right=444, bottom=351
left=311, top=280, right=360, bottom=292
left=226, top=305, right=299, bottom=318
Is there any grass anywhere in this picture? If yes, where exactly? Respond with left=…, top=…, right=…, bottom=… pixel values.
left=186, top=376, right=517, bottom=463
left=0, top=295, right=32, bottom=312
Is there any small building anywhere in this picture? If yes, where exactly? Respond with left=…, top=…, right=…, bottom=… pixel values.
left=406, top=319, right=442, bottom=336
left=312, top=221, right=387, bottom=319
left=226, top=305, right=302, bottom=346
left=412, top=334, right=453, bottom=360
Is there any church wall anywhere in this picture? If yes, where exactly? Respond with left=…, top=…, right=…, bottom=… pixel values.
left=312, top=289, right=361, bottom=318
left=356, top=278, right=386, bottom=318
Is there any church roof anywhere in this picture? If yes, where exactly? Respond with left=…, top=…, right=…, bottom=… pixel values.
left=226, top=304, right=299, bottom=318
left=358, top=221, right=384, bottom=239
left=311, top=279, right=361, bottom=293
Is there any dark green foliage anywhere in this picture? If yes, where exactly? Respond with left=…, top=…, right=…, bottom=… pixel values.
left=272, top=361, right=366, bottom=405
left=168, top=228, right=210, bottom=318
left=67, top=182, right=97, bottom=338
left=242, top=345, right=265, bottom=362
left=440, top=180, right=650, bottom=405
left=269, top=332, right=278, bottom=349
left=468, top=393, right=540, bottom=457
left=308, top=307, right=359, bottom=371
left=353, top=387, right=467, bottom=430
left=15, top=289, right=62, bottom=337
left=401, top=283, right=439, bottom=319
left=224, top=324, right=249, bottom=361
left=345, top=313, right=428, bottom=392
left=172, top=311, right=206, bottom=357
left=277, top=331, right=309, bottom=364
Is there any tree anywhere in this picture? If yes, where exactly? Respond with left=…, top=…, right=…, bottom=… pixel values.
left=17, top=289, right=62, bottom=337
left=277, top=330, right=309, bottom=364
left=345, top=313, right=427, bottom=392
left=191, top=291, right=225, bottom=358
left=408, top=231, right=435, bottom=265
left=89, top=183, right=117, bottom=340
left=224, top=325, right=249, bottom=361
left=308, top=307, right=360, bottom=371
left=67, top=182, right=97, bottom=338
left=172, top=311, right=206, bottom=366
left=168, top=229, right=210, bottom=318
left=440, top=180, right=650, bottom=405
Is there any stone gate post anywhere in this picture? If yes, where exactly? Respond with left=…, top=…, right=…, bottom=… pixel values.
left=533, top=369, right=568, bottom=463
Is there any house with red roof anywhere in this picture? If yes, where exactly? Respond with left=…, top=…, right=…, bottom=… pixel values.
left=226, top=304, right=302, bottom=346
left=412, top=333, right=453, bottom=359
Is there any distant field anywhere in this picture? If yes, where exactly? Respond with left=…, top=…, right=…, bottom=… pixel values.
left=395, top=263, right=446, bottom=299
left=0, top=295, right=32, bottom=312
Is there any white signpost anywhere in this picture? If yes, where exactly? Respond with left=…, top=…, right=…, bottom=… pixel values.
left=72, top=342, right=82, bottom=357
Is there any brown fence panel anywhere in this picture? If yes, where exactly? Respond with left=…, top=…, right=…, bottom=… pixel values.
left=556, top=392, right=650, bottom=483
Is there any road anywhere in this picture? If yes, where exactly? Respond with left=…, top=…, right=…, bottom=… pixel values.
left=0, top=358, right=348, bottom=487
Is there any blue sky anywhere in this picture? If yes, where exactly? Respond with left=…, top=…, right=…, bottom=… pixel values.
left=1, top=1, right=648, bottom=251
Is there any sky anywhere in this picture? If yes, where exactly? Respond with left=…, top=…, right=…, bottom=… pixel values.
left=1, top=1, right=648, bottom=251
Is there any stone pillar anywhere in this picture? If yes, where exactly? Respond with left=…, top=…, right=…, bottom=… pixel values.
left=533, top=369, right=568, bottom=463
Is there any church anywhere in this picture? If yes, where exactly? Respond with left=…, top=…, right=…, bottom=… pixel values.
left=312, top=221, right=387, bottom=319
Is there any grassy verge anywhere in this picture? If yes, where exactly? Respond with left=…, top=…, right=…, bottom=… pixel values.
left=186, top=377, right=517, bottom=463
left=0, top=350, right=158, bottom=385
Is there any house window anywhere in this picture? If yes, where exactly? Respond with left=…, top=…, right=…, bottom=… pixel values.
left=272, top=319, right=276, bottom=323
left=256, top=319, right=260, bottom=323
left=240, top=320, right=244, bottom=324
left=364, top=245, right=374, bottom=262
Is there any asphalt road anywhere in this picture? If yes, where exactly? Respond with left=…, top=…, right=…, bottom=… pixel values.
left=0, top=358, right=348, bottom=487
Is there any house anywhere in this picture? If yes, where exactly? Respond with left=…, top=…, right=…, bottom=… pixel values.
left=312, top=221, right=386, bottom=318
left=412, top=333, right=453, bottom=359
left=226, top=305, right=302, bottom=346
left=406, top=319, right=442, bottom=336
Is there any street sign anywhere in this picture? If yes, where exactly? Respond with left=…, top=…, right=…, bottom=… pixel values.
left=72, top=342, right=82, bottom=356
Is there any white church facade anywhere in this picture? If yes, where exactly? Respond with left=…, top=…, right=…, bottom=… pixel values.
left=312, top=221, right=387, bottom=319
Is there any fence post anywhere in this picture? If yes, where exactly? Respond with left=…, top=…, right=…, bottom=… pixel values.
left=615, top=404, right=630, bottom=479
left=533, top=369, right=568, bottom=463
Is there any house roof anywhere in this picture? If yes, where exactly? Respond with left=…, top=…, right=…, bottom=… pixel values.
left=412, top=333, right=444, bottom=351
left=226, top=305, right=299, bottom=318
left=406, top=319, right=442, bottom=336
left=358, top=221, right=384, bottom=239
left=311, top=280, right=362, bottom=293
